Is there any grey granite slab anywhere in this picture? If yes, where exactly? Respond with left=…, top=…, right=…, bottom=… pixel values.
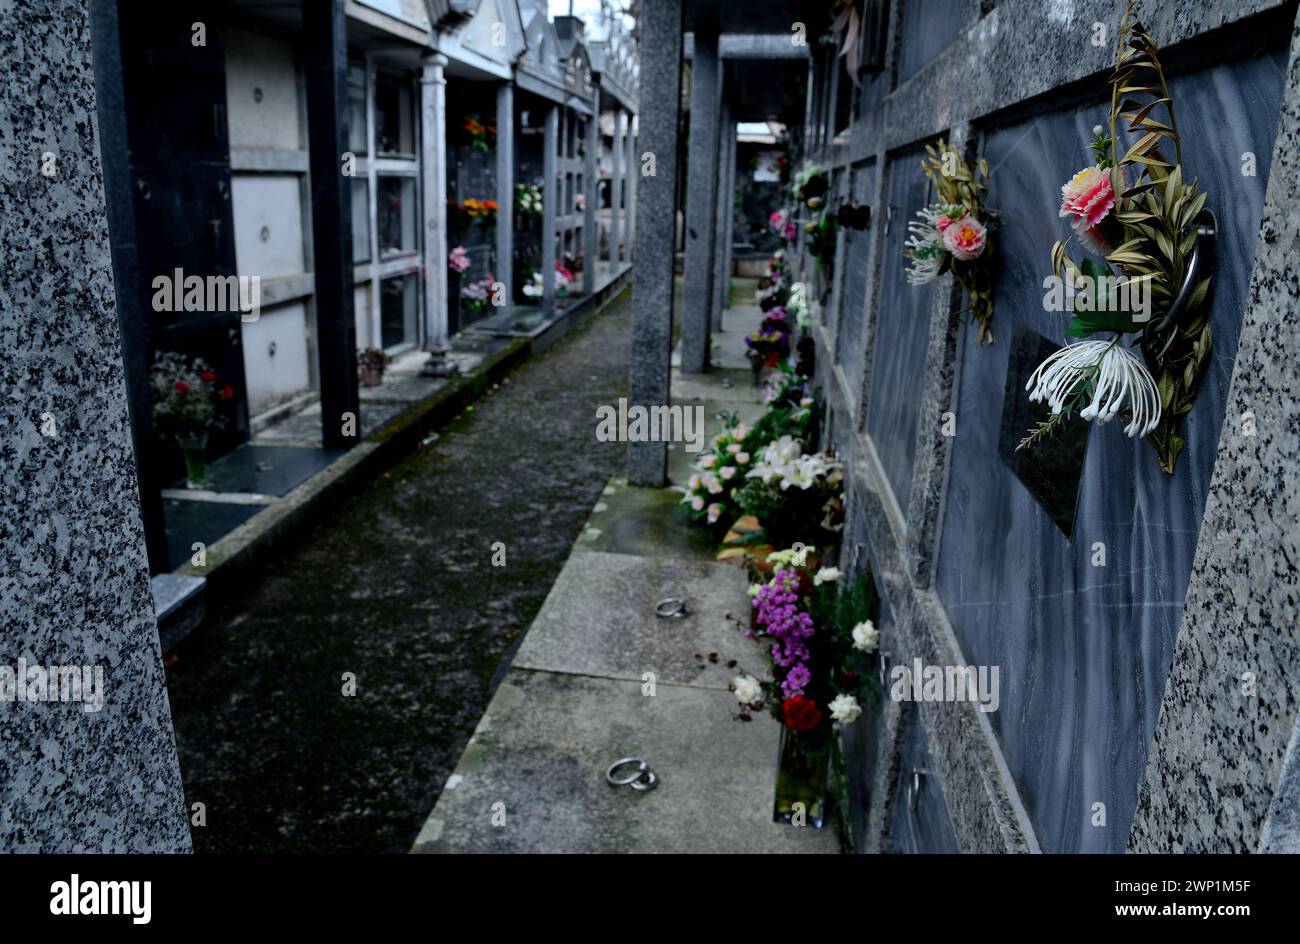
left=1130, top=19, right=1300, bottom=853
left=935, top=50, right=1288, bottom=853
left=0, top=0, right=190, bottom=851
left=412, top=669, right=839, bottom=854
left=513, top=550, right=761, bottom=689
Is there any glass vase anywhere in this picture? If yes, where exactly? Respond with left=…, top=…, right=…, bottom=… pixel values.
left=176, top=430, right=209, bottom=490
left=773, top=726, right=829, bottom=828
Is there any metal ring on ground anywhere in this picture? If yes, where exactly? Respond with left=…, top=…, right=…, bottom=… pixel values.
left=630, top=770, right=658, bottom=792
left=606, top=757, right=648, bottom=786
left=654, top=597, right=687, bottom=619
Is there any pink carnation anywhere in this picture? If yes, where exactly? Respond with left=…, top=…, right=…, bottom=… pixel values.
left=1059, top=166, right=1116, bottom=230
left=942, top=215, right=987, bottom=261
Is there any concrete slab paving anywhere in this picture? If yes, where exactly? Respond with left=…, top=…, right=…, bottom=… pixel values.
left=412, top=668, right=840, bottom=854
left=574, top=477, right=717, bottom=561
left=513, top=549, right=761, bottom=689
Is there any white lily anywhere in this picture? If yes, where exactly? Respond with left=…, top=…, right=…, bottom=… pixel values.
left=1025, top=338, right=1161, bottom=438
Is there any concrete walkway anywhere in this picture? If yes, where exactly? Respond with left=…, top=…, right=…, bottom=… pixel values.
left=413, top=300, right=840, bottom=853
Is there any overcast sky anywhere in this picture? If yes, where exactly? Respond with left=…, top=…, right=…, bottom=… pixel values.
left=546, top=0, right=634, bottom=39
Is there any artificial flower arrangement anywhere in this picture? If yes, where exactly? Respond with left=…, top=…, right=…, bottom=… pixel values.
left=457, top=198, right=498, bottom=225
left=678, top=368, right=818, bottom=536
left=521, top=262, right=574, bottom=300
left=729, top=547, right=881, bottom=826
left=755, top=252, right=791, bottom=311
left=563, top=250, right=584, bottom=275
left=461, top=114, right=495, bottom=153
left=459, top=273, right=496, bottom=314
left=1018, top=1, right=1214, bottom=473
left=902, top=140, right=996, bottom=344
left=573, top=193, right=586, bottom=212
left=744, top=308, right=793, bottom=370
left=769, top=209, right=797, bottom=243
left=448, top=245, right=471, bottom=274
left=515, top=183, right=542, bottom=217
left=793, top=163, right=829, bottom=210
left=356, top=347, right=391, bottom=387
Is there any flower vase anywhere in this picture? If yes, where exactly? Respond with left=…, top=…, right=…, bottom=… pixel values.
left=750, top=358, right=764, bottom=387
left=176, top=430, right=209, bottom=490
left=772, top=726, right=828, bottom=828
left=360, top=365, right=383, bottom=387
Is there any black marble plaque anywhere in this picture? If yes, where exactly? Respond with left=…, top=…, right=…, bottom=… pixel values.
left=997, top=323, right=1089, bottom=538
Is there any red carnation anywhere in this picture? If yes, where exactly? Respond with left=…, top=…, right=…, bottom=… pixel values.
left=200, top=370, right=217, bottom=383
left=219, top=384, right=234, bottom=401
left=173, top=380, right=190, bottom=395
left=782, top=696, right=822, bottom=733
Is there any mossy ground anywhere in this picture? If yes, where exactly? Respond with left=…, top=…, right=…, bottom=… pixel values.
left=164, top=292, right=631, bottom=853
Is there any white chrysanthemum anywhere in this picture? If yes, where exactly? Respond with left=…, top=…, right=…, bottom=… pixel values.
left=852, top=620, right=879, bottom=653
left=733, top=674, right=763, bottom=705
left=1025, top=339, right=1161, bottom=438
left=813, top=567, right=841, bottom=586
left=904, top=206, right=944, bottom=285
left=829, top=693, right=862, bottom=724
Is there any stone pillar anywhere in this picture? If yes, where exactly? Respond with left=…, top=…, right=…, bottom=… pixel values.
left=610, top=109, right=625, bottom=265
left=1, top=0, right=190, bottom=851
left=620, top=110, right=636, bottom=263
left=679, top=26, right=722, bottom=373
left=542, top=104, right=558, bottom=310
left=584, top=93, right=600, bottom=294
left=721, top=119, right=737, bottom=311
left=420, top=53, right=452, bottom=373
left=304, top=0, right=360, bottom=448
left=628, top=0, right=684, bottom=485
left=625, top=114, right=639, bottom=262
left=712, top=100, right=733, bottom=331
left=495, top=81, right=515, bottom=308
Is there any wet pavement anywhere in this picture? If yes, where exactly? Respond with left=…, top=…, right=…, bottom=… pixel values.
left=163, top=291, right=631, bottom=853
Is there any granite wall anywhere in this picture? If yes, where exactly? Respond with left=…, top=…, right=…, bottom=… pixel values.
left=0, top=0, right=191, bottom=851
left=805, top=0, right=1300, bottom=853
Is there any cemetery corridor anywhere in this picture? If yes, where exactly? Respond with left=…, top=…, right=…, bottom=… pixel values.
left=162, top=294, right=632, bottom=853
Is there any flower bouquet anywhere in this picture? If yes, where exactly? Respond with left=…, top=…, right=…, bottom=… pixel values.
left=150, top=352, right=233, bottom=488
left=448, top=246, right=470, bottom=274
left=457, top=198, right=498, bottom=226
left=735, top=435, right=843, bottom=550
left=515, top=183, right=542, bottom=217
left=357, top=347, right=390, bottom=387
left=677, top=419, right=754, bottom=533
left=769, top=209, right=797, bottom=243
left=460, top=274, right=496, bottom=314
left=902, top=140, right=996, bottom=344
left=731, top=549, right=881, bottom=827
left=462, top=114, right=495, bottom=153
left=1020, top=1, right=1214, bottom=473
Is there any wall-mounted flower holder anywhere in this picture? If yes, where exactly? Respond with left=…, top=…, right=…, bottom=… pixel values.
left=1021, top=1, right=1215, bottom=474
left=902, top=141, right=997, bottom=345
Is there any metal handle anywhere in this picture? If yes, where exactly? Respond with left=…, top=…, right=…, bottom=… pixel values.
left=1148, top=208, right=1216, bottom=361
